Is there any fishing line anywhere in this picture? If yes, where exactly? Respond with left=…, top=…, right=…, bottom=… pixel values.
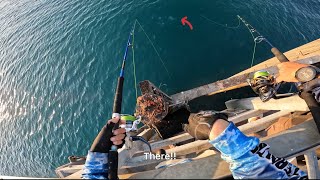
left=134, top=19, right=172, bottom=79
left=237, top=15, right=259, bottom=67
left=237, top=15, right=277, bottom=67
left=201, top=14, right=257, bottom=67
left=245, top=25, right=258, bottom=68
left=131, top=20, right=138, bottom=99
left=202, top=15, right=276, bottom=68
left=200, top=15, right=241, bottom=29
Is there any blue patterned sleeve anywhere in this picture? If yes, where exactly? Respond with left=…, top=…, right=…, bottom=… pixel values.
left=209, top=122, right=307, bottom=179
left=81, top=151, right=109, bottom=179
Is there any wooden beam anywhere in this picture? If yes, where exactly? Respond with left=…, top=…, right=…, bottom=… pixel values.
left=144, top=133, right=193, bottom=151
left=64, top=118, right=320, bottom=179
left=118, top=119, right=320, bottom=179
left=233, top=39, right=320, bottom=77
left=239, top=111, right=291, bottom=134
left=304, top=151, right=320, bottom=179
left=125, top=109, right=269, bottom=167
left=118, top=128, right=155, bottom=168
left=128, top=140, right=212, bottom=165
left=171, top=55, right=320, bottom=103
left=126, top=111, right=288, bottom=166
left=64, top=170, right=83, bottom=179
left=119, top=154, right=229, bottom=179
left=225, top=95, right=309, bottom=111
left=228, top=109, right=267, bottom=124
left=261, top=118, right=320, bottom=158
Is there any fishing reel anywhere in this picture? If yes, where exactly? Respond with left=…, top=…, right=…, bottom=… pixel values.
left=120, top=114, right=142, bottom=132
left=247, top=71, right=280, bottom=102
left=121, top=114, right=153, bottom=152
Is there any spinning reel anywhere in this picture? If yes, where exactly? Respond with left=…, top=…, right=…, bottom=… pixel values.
left=247, top=71, right=280, bottom=102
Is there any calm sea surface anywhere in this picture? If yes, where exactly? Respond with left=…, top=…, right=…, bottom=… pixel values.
left=0, top=0, right=319, bottom=177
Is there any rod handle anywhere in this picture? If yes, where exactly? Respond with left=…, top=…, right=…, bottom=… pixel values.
left=271, top=47, right=289, bottom=62
left=108, top=148, right=119, bottom=180
left=112, top=76, right=124, bottom=130
left=300, top=91, right=320, bottom=133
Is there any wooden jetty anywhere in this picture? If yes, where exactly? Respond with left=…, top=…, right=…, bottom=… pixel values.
left=55, top=39, right=320, bottom=179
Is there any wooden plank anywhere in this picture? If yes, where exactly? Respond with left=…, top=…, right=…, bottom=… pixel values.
left=166, top=140, right=212, bottom=156
left=128, top=140, right=212, bottom=165
left=239, top=111, right=291, bottom=134
left=220, top=109, right=247, bottom=116
left=171, top=55, right=320, bottom=103
left=119, top=154, right=229, bottom=179
left=209, top=55, right=320, bottom=96
left=233, top=39, right=320, bottom=77
left=228, top=109, right=266, bottom=124
left=64, top=118, right=320, bottom=179
left=118, top=128, right=154, bottom=168
left=119, top=118, right=320, bottom=179
left=64, top=170, right=83, bottom=179
left=225, top=95, right=309, bottom=111
left=144, top=133, right=193, bottom=151
left=262, top=118, right=320, bottom=158
left=299, top=154, right=320, bottom=173
left=123, top=109, right=270, bottom=167
left=126, top=111, right=286, bottom=166
left=304, top=151, right=320, bottom=179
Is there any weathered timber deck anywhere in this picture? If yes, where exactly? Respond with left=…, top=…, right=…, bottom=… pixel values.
left=171, top=39, right=320, bottom=103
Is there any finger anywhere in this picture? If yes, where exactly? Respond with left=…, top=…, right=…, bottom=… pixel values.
left=108, top=117, right=120, bottom=124
left=274, top=74, right=280, bottom=82
left=182, top=124, right=189, bottom=132
left=113, top=128, right=126, bottom=135
left=111, top=134, right=126, bottom=141
left=275, top=77, right=283, bottom=83
left=113, top=140, right=123, bottom=146
left=119, top=119, right=126, bottom=125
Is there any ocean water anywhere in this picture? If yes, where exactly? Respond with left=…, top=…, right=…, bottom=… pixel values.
left=0, top=0, right=319, bottom=177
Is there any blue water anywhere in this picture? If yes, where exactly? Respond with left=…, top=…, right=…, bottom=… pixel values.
left=0, top=0, right=319, bottom=177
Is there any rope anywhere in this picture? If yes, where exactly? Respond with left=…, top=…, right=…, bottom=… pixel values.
left=134, top=19, right=172, bottom=79
left=132, top=20, right=138, bottom=99
left=200, top=15, right=241, bottom=29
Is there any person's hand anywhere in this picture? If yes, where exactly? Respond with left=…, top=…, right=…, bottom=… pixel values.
left=90, top=117, right=126, bottom=153
left=108, top=117, right=126, bottom=146
left=276, top=62, right=309, bottom=83
left=183, top=111, right=228, bottom=140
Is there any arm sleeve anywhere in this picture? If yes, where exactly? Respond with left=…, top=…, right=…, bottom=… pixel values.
left=81, top=151, right=109, bottom=179
left=209, top=122, right=307, bottom=179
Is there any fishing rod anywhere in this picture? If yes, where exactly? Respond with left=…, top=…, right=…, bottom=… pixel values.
left=237, top=15, right=289, bottom=63
left=107, top=22, right=153, bottom=180
left=238, top=15, right=289, bottom=101
left=107, top=24, right=135, bottom=180
left=238, top=15, right=320, bottom=133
